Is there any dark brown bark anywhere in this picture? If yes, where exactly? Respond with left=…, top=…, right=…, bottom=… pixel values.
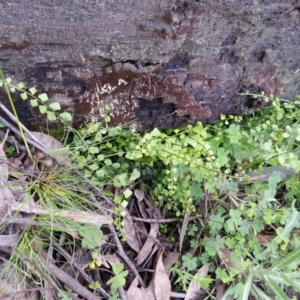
left=0, top=0, right=299, bottom=131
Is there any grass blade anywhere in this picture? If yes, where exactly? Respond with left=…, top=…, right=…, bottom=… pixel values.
left=272, top=245, right=300, bottom=269
left=264, top=276, right=290, bottom=300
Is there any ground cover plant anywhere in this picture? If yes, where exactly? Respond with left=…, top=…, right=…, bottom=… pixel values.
left=0, top=72, right=300, bottom=299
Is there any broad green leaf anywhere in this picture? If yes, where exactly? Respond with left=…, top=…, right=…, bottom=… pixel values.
left=89, top=146, right=99, bottom=154
left=47, top=111, right=57, bottom=121
left=49, top=101, right=61, bottom=111
left=91, top=251, right=98, bottom=260
left=38, top=93, right=49, bottom=102
left=39, top=105, right=47, bottom=114
left=129, top=168, right=140, bottom=182
left=278, top=199, right=300, bottom=239
left=114, top=173, right=128, bottom=187
left=88, top=123, right=99, bottom=134
left=59, top=112, right=72, bottom=122
left=97, top=154, right=105, bottom=161
left=123, top=189, right=132, bottom=198
left=96, top=169, right=105, bottom=178
left=17, top=82, right=25, bottom=89
left=209, top=214, right=224, bottom=233
left=182, top=253, right=198, bottom=271
left=80, top=224, right=103, bottom=249
left=88, top=163, right=98, bottom=171
left=112, top=263, right=124, bottom=275
left=20, top=92, right=28, bottom=100
left=104, top=159, right=112, bottom=166
left=151, top=128, right=161, bottom=137
left=29, top=87, right=37, bottom=95
left=30, top=99, right=38, bottom=107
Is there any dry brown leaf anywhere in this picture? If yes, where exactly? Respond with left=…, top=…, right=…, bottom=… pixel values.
left=0, top=268, right=39, bottom=300
left=0, top=229, right=19, bottom=247
left=256, top=233, right=276, bottom=245
left=0, top=132, right=9, bottom=217
left=218, top=247, right=242, bottom=269
left=123, top=212, right=141, bottom=253
left=0, top=131, right=9, bottom=185
left=10, top=202, right=113, bottom=225
left=180, top=211, right=190, bottom=252
left=184, top=263, right=210, bottom=300
left=136, top=197, right=148, bottom=218
left=135, top=221, right=159, bottom=265
left=126, top=277, right=155, bottom=300
left=154, top=251, right=171, bottom=300
left=27, top=131, right=72, bottom=164
left=216, top=279, right=226, bottom=300
left=134, top=189, right=144, bottom=201
left=103, top=253, right=122, bottom=268
left=163, top=251, right=180, bottom=272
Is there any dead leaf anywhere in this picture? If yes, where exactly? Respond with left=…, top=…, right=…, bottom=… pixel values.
left=154, top=251, right=171, bottom=300
left=256, top=233, right=276, bottom=245
left=126, top=277, right=156, bottom=300
left=123, top=211, right=141, bottom=253
left=136, top=197, right=148, bottom=218
left=238, top=166, right=296, bottom=184
left=103, top=253, right=122, bottom=268
left=10, top=202, right=113, bottom=225
left=135, top=221, right=159, bottom=265
left=216, top=279, right=226, bottom=300
left=27, top=131, right=72, bottom=164
left=218, top=247, right=242, bottom=269
left=180, top=211, right=190, bottom=252
left=0, top=228, right=19, bottom=247
left=184, top=263, right=210, bottom=300
left=134, top=189, right=144, bottom=201
left=136, top=196, right=161, bottom=265
left=163, top=251, right=180, bottom=272
left=0, top=130, right=9, bottom=186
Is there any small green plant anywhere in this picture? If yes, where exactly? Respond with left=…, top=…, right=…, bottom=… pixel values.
left=0, top=74, right=72, bottom=123
left=107, top=263, right=128, bottom=289
left=89, top=251, right=102, bottom=269
left=89, top=281, right=101, bottom=290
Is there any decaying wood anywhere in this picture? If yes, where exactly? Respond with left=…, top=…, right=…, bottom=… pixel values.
left=0, top=1, right=299, bottom=131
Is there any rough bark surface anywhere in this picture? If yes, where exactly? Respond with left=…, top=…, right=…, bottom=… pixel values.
left=0, top=0, right=299, bottom=130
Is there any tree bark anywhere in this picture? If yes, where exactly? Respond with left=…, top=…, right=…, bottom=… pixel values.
left=0, top=0, right=299, bottom=130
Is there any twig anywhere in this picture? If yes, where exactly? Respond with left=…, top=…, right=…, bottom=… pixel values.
left=0, top=216, right=62, bottom=227
left=53, top=244, right=111, bottom=299
left=35, top=248, right=100, bottom=300
left=0, top=287, right=57, bottom=300
left=131, top=214, right=204, bottom=223
left=108, top=224, right=146, bottom=288
left=117, top=286, right=128, bottom=300
left=170, top=291, right=186, bottom=298
left=0, top=115, right=48, bottom=153
left=0, top=130, right=26, bottom=151
left=0, top=102, right=44, bottom=147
